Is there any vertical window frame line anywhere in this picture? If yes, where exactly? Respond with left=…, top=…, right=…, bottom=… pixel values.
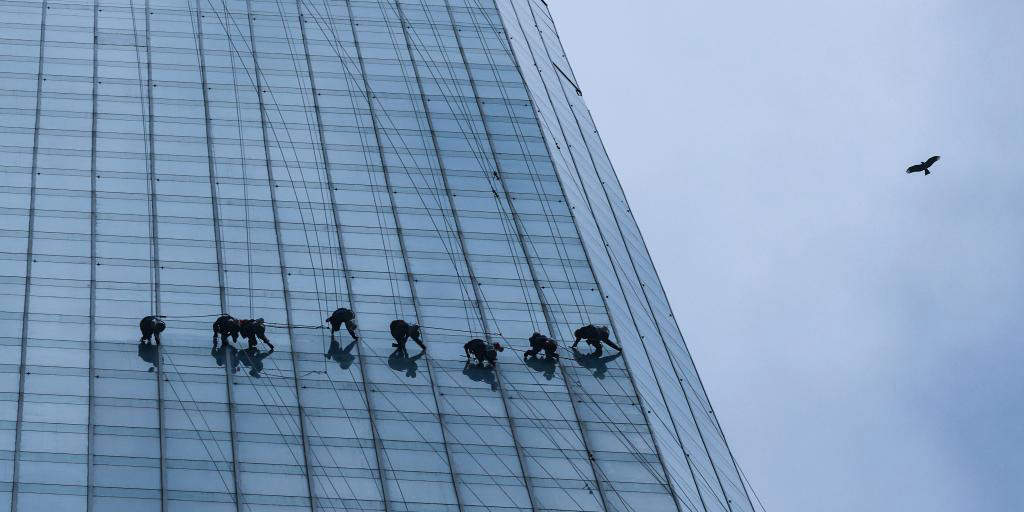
left=427, top=1, right=613, bottom=510
left=140, top=3, right=171, bottom=510
left=138, top=3, right=172, bottom=510
left=87, top=1, right=100, bottom=511
left=10, top=2, right=48, bottom=510
left=192, top=2, right=246, bottom=510
left=494, top=0, right=700, bottom=510
left=241, top=1, right=318, bottom=510
left=335, top=2, right=398, bottom=509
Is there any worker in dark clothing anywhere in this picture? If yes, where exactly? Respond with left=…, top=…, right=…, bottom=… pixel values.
left=239, top=318, right=274, bottom=350
left=326, top=308, right=358, bottom=342
left=390, top=319, right=426, bottom=356
left=572, top=324, right=621, bottom=356
left=139, top=316, right=166, bottom=345
left=238, top=345, right=274, bottom=378
left=524, top=332, right=559, bottom=360
left=464, top=338, right=503, bottom=366
left=212, top=314, right=241, bottom=348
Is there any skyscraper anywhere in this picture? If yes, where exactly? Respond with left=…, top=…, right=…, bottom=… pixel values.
left=0, top=1, right=753, bottom=511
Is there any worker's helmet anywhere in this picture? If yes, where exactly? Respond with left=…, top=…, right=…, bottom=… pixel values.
left=494, top=342, right=504, bottom=352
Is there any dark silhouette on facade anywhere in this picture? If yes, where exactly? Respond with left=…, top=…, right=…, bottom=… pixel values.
left=326, top=308, right=358, bottom=341
left=464, top=338, right=503, bottom=366
left=573, top=348, right=623, bottom=380
left=463, top=360, right=498, bottom=391
left=239, top=318, right=273, bottom=350
left=572, top=324, right=622, bottom=356
left=212, top=314, right=240, bottom=347
left=238, top=346, right=274, bottom=378
left=388, top=350, right=424, bottom=378
left=138, top=316, right=165, bottom=345
left=524, top=332, right=559, bottom=360
left=325, top=338, right=357, bottom=370
left=390, top=319, right=426, bottom=356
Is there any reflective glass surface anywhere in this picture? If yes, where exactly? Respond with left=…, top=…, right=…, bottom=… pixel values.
left=0, top=1, right=751, bottom=511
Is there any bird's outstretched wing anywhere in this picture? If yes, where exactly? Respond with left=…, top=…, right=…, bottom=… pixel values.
left=925, top=155, right=940, bottom=167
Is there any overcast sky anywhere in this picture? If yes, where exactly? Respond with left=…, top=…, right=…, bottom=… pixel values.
left=547, top=2, right=1023, bottom=511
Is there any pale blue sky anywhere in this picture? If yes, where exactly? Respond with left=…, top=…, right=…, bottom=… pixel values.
left=549, top=2, right=1023, bottom=511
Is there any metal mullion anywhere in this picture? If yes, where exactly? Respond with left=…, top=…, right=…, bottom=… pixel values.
left=242, top=1, right=317, bottom=510
left=141, top=4, right=170, bottom=511
left=10, top=2, right=47, bottom=509
left=428, top=2, right=612, bottom=509
left=494, top=1, right=699, bottom=510
left=517, top=1, right=740, bottom=509
left=193, top=2, right=245, bottom=511
left=269, top=3, right=330, bottom=510
left=87, top=2, right=99, bottom=510
left=393, top=2, right=540, bottom=510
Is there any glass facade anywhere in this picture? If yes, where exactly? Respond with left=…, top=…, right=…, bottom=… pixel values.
left=0, top=1, right=752, bottom=511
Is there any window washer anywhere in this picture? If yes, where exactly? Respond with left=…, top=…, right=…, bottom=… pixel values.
left=390, top=319, right=426, bottom=356
left=524, top=332, right=558, bottom=360
left=326, top=307, right=358, bottom=342
left=139, top=316, right=166, bottom=345
left=239, top=318, right=274, bottom=350
left=212, top=314, right=240, bottom=348
left=464, top=338, right=503, bottom=366
left=572, top=324, right=621, bottom=356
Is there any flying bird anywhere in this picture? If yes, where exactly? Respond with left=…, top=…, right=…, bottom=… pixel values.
left=906, top=155, right=940, bottom=176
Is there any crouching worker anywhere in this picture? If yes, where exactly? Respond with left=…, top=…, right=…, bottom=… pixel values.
left=572, top=324, right=621, bottom=356
left=326, top=307, right=358, bottom=342
left=139, top=316, right=166, bottom=345
left=212, top=314, right=240, bottom=348
left=390, top=319, right=426, bottom=356
left=464, top=338, right=503, bottom=366
left=524, top=332, right=558, bottom=360
left=240, top=318, right=274, bottom=351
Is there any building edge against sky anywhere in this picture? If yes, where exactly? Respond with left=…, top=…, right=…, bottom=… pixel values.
left=497, top=1, right=755, bottom=511
left=0, top=1, right=754, bottom=511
